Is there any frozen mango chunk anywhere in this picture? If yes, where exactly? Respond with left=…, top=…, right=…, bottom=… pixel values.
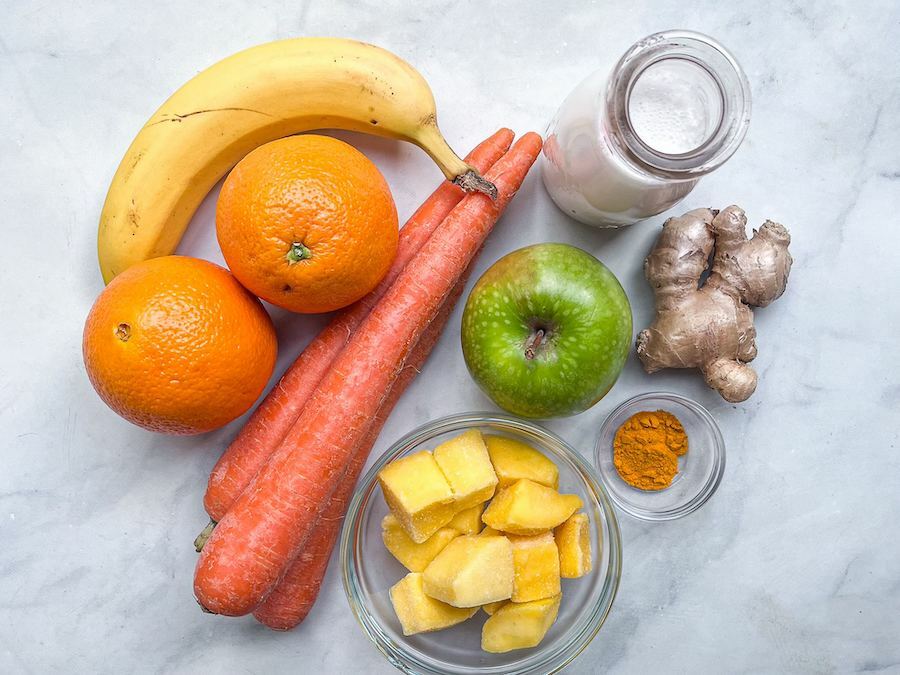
left=482, top=479, right=583, bottom=535
left=508, top=531, right=561, bottom=602
left=378, top=451, right=457, bottom=543
left=554, top=512, right=593, bottom=578
left=422, top=535, right=514, bottom=607
left=433, top=429, right=498, bottom=510
left=389, top=572, right=478, bottom=635
left=447, top=503, right=485, bottom=535
left=481, top=594, right=561, bottom=653
left=482, top=600, right=508, bottom=616
left=382, top=514, right=459, bottom=572
left=479, top=526, right=501, bottom=537
left=485, top=435, right=559, bottom=489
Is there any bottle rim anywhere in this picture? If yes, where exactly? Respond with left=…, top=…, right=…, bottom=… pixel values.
left=605, top=30, right=752, bottom=179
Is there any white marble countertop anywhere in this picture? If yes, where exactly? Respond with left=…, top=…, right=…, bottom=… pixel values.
left=3, top=1, right=899, bottom=673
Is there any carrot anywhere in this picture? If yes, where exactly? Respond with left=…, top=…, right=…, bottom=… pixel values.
left=201, top=129, right=514, bottom=525
left=252, top=273, right=471, bottom=630
left=194, top=132, right=542, bottom=616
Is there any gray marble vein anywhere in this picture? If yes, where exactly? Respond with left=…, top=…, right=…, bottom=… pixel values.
left=2, top=0, right=899, bottom=673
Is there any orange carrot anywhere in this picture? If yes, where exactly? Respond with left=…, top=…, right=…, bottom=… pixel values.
left=202, top=129, right=514, bottom=524
left=194, top=133, right=542, bottom=616
left=252, top=274, right=470, bottom=630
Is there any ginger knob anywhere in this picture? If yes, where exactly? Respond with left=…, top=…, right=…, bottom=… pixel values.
left=636, top=205, right=793, bottom=402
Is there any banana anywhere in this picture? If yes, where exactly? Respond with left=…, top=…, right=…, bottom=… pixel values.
left=98, top=38, right=495, bottom=283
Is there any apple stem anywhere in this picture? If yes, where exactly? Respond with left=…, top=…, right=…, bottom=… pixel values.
left=524, top=329, right=545, bottom=360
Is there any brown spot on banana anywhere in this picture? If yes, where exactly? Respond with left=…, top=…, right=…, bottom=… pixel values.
left=147, top=107, right=273, bottom=126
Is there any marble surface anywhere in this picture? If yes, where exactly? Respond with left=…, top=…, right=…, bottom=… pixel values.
left=2, top=1, right=899, bottom=673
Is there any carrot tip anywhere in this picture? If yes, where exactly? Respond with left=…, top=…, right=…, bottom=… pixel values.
left=453, top=170, right=498, bottom=200
left=194, top=520, right=217, bottom=552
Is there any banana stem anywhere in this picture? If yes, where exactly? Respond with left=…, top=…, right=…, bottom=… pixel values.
left=416, top=125, right=498, bottom=199
left=454, top=171, right=499, bottom=200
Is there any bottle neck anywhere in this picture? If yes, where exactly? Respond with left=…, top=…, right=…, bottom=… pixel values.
left=602, top=31, right=751, bottom=180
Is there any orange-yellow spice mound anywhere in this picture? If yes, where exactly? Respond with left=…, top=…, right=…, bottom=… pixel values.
left=613, top=410, right=688, bottom=490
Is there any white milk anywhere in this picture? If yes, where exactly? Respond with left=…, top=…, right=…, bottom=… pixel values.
left=628, top=59, right=723, bottom=155
left=541, top=32, right=751, bottom=228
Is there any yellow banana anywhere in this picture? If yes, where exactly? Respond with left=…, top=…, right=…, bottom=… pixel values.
left=98, top=37, right=495, bottom=283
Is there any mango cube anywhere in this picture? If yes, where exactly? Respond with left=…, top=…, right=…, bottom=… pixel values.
left=482, top=479, right=583, bottom=535
left=482, top=600, right=508, bottom=616
left=447, top=503, right=485, bottom=535
left=422, top=535, right=514, bottom=607
left=484, top=435, right=559, bottom=489
left=481, top=594, right=561, bottom=653
left=508, top=531, right=561, bottom=602
left=378, top=451, right=457, bottom=543
left=433, top=429, right=498, bottom=510
left=389, top=572, right=478, bottom=635
left=554, top=513, right=593, bottom=578
left=382, top=515, right=459, bottom=572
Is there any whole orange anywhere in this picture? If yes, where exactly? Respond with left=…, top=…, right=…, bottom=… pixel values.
left=216, top=134, right=399, bottom=313
left=83, top=256, right=278, bottom=435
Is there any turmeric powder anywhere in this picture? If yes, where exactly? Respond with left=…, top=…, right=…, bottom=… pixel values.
left=613, top=410, right=687, bottom=490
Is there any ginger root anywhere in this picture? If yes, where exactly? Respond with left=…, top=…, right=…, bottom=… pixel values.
left=636, top=205, right=792, bottom=402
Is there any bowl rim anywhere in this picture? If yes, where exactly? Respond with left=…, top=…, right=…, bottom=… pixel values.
left=594, top=391, right=726, bottom=521
left=340, top=411, right=622, bottom=675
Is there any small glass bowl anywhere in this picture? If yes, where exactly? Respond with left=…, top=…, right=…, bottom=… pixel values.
left=595, top=392, right=725, bottom=521
left=341, top=412, right=622, bottom=675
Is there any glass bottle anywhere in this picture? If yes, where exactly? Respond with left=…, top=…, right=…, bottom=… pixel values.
left=541, top=30, right=751, bottom=228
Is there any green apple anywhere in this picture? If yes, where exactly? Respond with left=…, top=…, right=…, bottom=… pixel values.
left=461, top=243, right=631, bottom=418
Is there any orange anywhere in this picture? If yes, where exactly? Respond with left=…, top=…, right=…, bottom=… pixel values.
left=83, top=256, right=278, bottom=435
left=216, top=134, right=399, bottom=314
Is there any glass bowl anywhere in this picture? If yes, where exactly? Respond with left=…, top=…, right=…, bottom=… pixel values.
left=594, top=392, right=725, bottom=521
left=341, top=412, right=622, bottom=675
